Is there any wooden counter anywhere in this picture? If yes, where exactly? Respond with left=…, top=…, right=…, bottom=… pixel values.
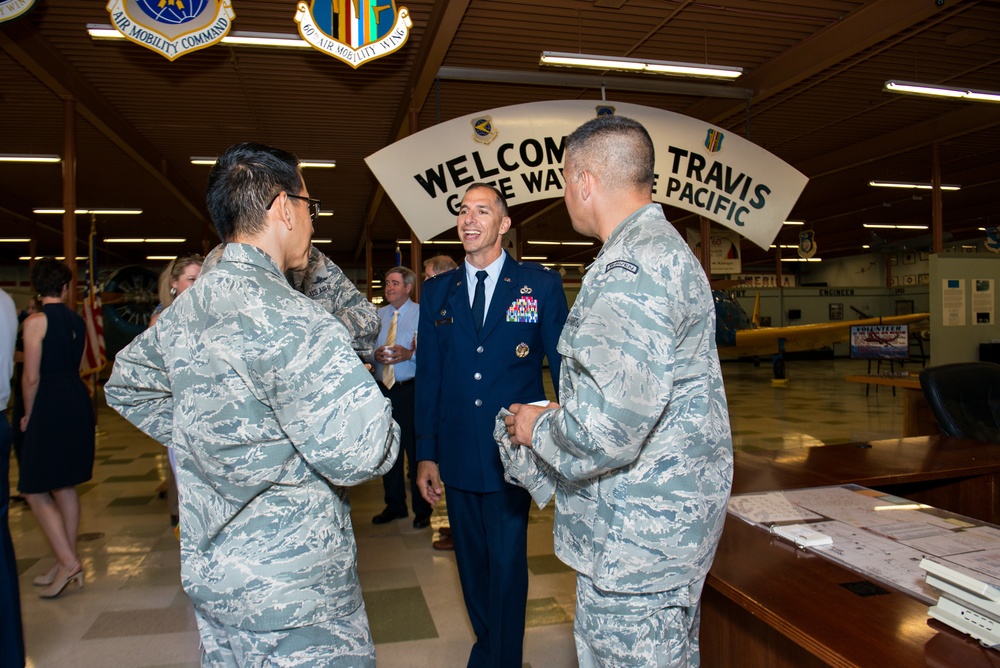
left=703, top=436, right=1000, bottom=667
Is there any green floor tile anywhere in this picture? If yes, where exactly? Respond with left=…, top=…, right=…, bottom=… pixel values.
left=528, top=554, right=573, bottom=575
left=525, top=596, right=572, bottom=627
left=82, top=607, right=196, bottom=639
left=16, top=556, right=41, bottom=577
left=109, top=496, right=156, bottom=507
left=363, top=586, right=438, bottom=644
left=104, top=470, right=162, bottom=482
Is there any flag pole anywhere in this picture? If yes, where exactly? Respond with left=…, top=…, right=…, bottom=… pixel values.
left=88, top=213, right=101, bottom=429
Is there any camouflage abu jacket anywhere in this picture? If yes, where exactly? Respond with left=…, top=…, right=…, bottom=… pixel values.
left=527, top=203, right=733, bottom=595
left=106, top=243, right=399, bottom=630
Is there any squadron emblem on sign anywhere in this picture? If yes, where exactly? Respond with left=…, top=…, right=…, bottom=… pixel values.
left=471, top=116, right=498, bottom=145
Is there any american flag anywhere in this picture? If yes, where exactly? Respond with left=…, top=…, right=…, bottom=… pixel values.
left=80, top=221, right=106, bottom=394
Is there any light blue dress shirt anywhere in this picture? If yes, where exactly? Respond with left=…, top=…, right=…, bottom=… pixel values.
left=373, top=298, right=418, bottom=383
left=464, top=253, right=507, bottom=329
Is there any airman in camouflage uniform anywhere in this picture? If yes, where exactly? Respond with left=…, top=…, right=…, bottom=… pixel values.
left=106, top=142, right=399, bottom=667
left=503, top=115, right=733, bottom=667
left=203, top=243, right=380, bottom=359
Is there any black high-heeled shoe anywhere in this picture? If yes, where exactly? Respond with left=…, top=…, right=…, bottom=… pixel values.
left=39, top=563, right=83, bottom=599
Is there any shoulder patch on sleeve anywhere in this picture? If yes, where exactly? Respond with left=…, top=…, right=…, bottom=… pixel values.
left=605, top=260, right=639, bottom=274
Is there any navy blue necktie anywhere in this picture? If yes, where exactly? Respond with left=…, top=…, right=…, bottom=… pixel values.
left=472, top=270, right=488, bottom=333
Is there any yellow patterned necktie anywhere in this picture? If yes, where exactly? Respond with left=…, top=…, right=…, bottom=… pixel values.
left=382, top=310, right=397, bottom=389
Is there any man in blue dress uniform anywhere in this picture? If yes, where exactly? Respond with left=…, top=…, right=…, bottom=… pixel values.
left=416, top=183, right=568, bottom=667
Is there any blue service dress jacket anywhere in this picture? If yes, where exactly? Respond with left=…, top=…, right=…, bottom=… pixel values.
left=416, top=252, right=567, bottom=493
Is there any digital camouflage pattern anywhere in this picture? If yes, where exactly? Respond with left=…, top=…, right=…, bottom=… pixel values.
left=106, top=243, right=399, bottom=638
left=196, top=602, right=375, bottom=667
left=574, top=574, right=704, bottom=667
left=498, top=203, right=732, bottom=664
left=287, top=246, right=379, bottom=358
left=204, top=244, right=380, bottom=358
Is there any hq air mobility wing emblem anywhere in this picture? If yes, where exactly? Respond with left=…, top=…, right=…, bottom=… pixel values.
left=106, top=0, right=234, bottom=61
left=1, top=0, right=36, bottom=24
left=295, top=1, right=412, bottom=69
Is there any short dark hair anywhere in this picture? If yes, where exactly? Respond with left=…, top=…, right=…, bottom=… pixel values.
left=565, top=115, right=654, bottom=192
left=386, top=266, right=416, bottom=289
left=206, top=142, right=303, bottom=241
left=31, top=258, right=73, bottom=298
left=464, top=183, right=509, bottom=218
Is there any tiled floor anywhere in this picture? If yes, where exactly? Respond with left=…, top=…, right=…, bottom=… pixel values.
left=7, top=358, right=906, bottom=667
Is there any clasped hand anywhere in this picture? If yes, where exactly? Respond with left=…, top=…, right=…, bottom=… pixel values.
left=374, top=343, right=412, bottom=365
left=504, top=402, right=559, bottom=447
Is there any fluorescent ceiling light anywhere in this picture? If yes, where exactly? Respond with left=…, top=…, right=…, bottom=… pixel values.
left=191, top=156, right=335, bottom=168
left=318, top=211, right=334, bottom=217
left=396, top=240, right=462, bottom=245
left=527, top=240, right=595, bottom=246
left=88, top=24, right=310, bottom=49
left=780, top=257, right=822, bottom=262
left=0, top=238, right=31, bottom=243
left=885, top=80, right=1000, bottom=103
left=147, top=255, right=178, bottom=260
left=34, top=208, right=143, bottom=215
left=0, top=153, right=61, bottom=163
left=863, top=224, right=929, bottom=230
left=105, top=238, right=186, bottom=243
left=769, top=244, right=797, bottom=249
left=312, top=238, right=332, bottom=244
left=541, top=51, right=742, bottom=80
left=520, top=256, right=547, bottom=260
left=782, top=220, right=804, bottom=226
left=869, top=180, right=960, bottom=191
left=20, top=256, right=86, bottom=261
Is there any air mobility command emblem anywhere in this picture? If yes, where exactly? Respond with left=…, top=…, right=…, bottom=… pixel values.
left=295, top=1, right=412, bottom=69
left=0, top=0, right=35, bottom=23
left=106, top=0, right=234, bottom=61
left=472, top=116, right=498, bottom=145
left=596, top=105, right=616, bottom=117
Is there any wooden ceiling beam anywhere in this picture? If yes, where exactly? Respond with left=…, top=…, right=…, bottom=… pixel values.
left=683, top=0, right=960, bottom=125
left=798, top=105, right=1000, bottom=179
left=355, top=0, right=472, bottom=259
left=0, top=21, right=207, bottom=224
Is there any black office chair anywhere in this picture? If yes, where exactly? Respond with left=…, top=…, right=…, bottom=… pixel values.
left=919, top=362, right=1000, bottom=443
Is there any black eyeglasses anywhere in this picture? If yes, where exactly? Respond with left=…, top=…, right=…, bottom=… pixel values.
left=268, top=192, right=321, bottom=223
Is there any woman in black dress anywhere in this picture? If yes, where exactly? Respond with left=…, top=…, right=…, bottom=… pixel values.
left=19, top=259, right=95, bottom=598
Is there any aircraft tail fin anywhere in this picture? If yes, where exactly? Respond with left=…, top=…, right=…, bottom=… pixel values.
left=751, top=291, right=761, bottom=328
